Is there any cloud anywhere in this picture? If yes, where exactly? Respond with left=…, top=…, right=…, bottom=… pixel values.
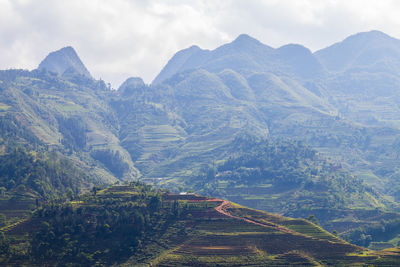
left=1, top=0, right=400, bottom=87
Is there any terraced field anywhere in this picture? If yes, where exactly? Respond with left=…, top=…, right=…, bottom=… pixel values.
left=149, top=194, right=399, bottom=266
left=0, top=193, right=36, bottom=227
left=2, top=186, right=399, bottom=266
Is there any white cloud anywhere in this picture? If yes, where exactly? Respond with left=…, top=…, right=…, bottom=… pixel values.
left=1, top=0, right=400, bottom=87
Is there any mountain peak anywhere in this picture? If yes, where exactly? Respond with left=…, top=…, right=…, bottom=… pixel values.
left=118, top=77, right=145, bottom=95
left=152, top=44, right=209, bottom=85
left=315, top=30, right=400, bottom=72
left=341, top=30, right=396, bottom=45
left=187, top=45, right=201, bottom=51
left=234, top=33, right=255, bottom=41
left=38, top=46, right=92, bottom=78
left=120, top=77, right=145, bottom=87
left=277, top=43, right=312, bottom=55
left=352, top=30, right=391, bottom=39
left=59, top=45, right=75, bottom=52
left=231, top=34, right=264, bottom=48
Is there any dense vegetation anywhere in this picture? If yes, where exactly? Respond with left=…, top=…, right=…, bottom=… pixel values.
left=344, top=218, right=400, bottom=248
left=57, top=116, right=87, bottom=151
left=0, top=114, right=41, bottom=148
left=0, top=147, right=87, bottom=200
left=91, top=149, right=131, bottom=178
left=1, top=185, right=400, bottom=266
left=191, top=136, right=387, bottom=224
left=0, top=184, right=192, bottom=266
left=0, top=106, right=90, bottom=201
left=0, top=67, right=139, bottom=185
left=29, top=184, right=167, bottom=265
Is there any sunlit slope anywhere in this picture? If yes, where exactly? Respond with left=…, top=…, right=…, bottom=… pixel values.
left=115, top=68, right=336, bottom=183
left=3, top=186, right=399, bottom=266
left=146, top=194, right=394, bottom=266
left=0, top=69, right=139, bottom=183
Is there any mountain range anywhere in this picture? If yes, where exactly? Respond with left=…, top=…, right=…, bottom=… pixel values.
left=2, top=30, right=400, bottom=255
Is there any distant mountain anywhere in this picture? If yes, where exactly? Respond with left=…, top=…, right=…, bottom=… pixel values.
left=3, top=31, right=400, bottom=254
left=152, top=45, right=209, bottom=85
left=153, top=34, right=325, bottom=84
left=315, top=30, right=400, bottom=74
left=275, top=43, right=326, bottom=78
left=38, top=46, right=92, bottom=78
left=118, top=77, right=145, bottom=96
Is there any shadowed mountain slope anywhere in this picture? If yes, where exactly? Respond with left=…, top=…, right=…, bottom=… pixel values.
left=38, top=46, right=92, bottom=78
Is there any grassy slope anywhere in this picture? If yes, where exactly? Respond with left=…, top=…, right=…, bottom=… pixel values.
left=0, top=70, right=139, bottom=183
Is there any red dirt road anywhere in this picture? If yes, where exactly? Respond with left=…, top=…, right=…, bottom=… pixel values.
left=214, top=199, right=296, bottom=234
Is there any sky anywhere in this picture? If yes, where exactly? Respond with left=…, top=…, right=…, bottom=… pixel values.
left=2, top=0, right=400, bottom=87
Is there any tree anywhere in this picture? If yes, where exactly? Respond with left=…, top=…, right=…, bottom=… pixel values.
left=306, top=215, right=320, bottom=225
left=149, top=195, right=161, bottom=211
left=66, top=188, right=74, bottom=201
left=92, top=187, right=98, bottom=196
left=0, top=214, right=6, bottom=227
left=0, top=232, right=10, bottom=255
left=0, top=187, right=5, bottom=197
left=16, top=184, right=26, bottom=193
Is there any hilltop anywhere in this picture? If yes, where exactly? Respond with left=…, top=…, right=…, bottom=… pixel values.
left=1, top=185, right=399, bottom=266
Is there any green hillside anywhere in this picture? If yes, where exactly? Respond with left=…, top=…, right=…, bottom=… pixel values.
left=2, top=31, right=400, bottom=264
left=188, top=136, right=399, bottom=239
left=1, top=185, right=399, bottom=266
left=148, top=31, right=400, bottom=205
left=0, top=69, right=139, bottom=183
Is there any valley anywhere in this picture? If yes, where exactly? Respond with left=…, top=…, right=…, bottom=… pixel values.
left=2, top=30, right=400, bottom=265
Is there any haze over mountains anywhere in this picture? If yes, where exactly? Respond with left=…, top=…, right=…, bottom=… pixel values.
left=153, top=33, right=325, bottom=85
left=155, top=30, right=400, bottom=84
left=139, top=30, right=400, bottom=190
left=14, top=30, right=400, bottom=195
left=315, top=30, right=400, bottom=73
left=3, top=30, right=400, bottom=256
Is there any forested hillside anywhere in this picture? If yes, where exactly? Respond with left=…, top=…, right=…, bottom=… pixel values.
left=2, top=185, right=400, bottom=266
left=0, top=67, right=139, bottom=184
left=192, top=136, right=386, bottom=213
left=2, top=31, right=400, bottom=259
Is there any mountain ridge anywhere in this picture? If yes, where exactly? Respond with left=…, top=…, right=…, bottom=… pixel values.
left=2, top=30, right=400, bottom=260
left=153, top=33, right=328, bottom=84
left=315, top=30, right=400, bottom=73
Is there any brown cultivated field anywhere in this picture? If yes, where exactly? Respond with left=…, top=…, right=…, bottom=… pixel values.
left=150, top=194, right=400, bottom=266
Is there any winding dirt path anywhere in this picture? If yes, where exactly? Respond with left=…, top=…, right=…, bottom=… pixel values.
left=214, top=199, right=296, bottom=234
left=0, top=218, right=29, bottom=233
